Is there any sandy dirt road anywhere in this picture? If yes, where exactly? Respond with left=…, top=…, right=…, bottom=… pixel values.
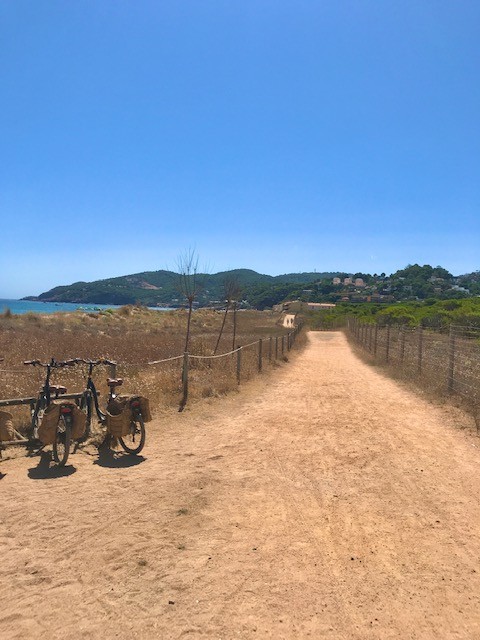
left=1, top=331, right=480, bottom=639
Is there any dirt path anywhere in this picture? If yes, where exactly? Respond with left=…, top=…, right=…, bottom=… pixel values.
left=1, top=331, right=480, bottom=639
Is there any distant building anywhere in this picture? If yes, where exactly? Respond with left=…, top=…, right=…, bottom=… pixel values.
left=344, top=277, right=352, bottom=286
left=354, top=278, right=365, bottom=287
left=306, top=302, right=336, bottom=310
left=333, top=277, right=341, bottom=285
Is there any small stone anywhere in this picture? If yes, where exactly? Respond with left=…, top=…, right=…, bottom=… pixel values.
left=168, top=600, right=175, bottom=605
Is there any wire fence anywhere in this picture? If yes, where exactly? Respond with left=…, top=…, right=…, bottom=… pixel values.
left=0, top=324, right=304, bottom=431
left=347, top=317, right=480, bottom=409
left=147, top=326, right=303, bottom=411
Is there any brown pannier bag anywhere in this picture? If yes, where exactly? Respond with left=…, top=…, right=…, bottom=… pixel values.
left=38, top=401, right=86, bottom=445
left=106, top=397, right=132, bottom=438
left=116, top=394, right=152, bottom=422
left=69, top=403, right=87, bottom=440
left=38, top=404, right=61, bottom=445
left=0, top=411, right=15, bottom=441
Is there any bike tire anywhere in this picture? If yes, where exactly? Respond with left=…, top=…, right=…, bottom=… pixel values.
left=79, top=392, right=92, bottom=440
left=119, top=413, right=145, bottom=455
left=28, top=398, right=45, bottom=441
left=52, top=415, right=71, bottom=466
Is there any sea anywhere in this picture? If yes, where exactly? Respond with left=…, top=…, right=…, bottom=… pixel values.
left=0, top=299, right=171, bottom=315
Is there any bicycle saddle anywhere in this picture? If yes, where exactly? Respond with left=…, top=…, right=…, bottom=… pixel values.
left=107, top=378, right=123, bottom=387
left=49, top=385, right=67, bottom=394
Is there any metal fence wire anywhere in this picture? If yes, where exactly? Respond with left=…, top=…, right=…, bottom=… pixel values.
left=347, top=318, right=480, bottom=407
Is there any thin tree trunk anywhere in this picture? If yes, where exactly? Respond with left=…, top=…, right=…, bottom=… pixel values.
left=184, top=299, right=193, bottom=353
left=232, top=302, right=238, bottom=351
left=213, top=303, right=230, bottom=355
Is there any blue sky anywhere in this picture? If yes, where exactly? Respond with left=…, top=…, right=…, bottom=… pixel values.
left=1, top=1, right=479, bottom=298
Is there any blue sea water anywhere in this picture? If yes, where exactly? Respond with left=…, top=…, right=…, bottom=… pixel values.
left=0, top=299, right=171, bottom=315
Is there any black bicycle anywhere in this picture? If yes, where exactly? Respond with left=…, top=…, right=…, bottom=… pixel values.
left=23, top=358, right=76, bottom=465
left=73, top=359, right=146, bottom=455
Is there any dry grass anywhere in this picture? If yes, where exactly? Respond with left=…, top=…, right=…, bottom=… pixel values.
left=346, top=323, right=480, bottom=424
left=0, top=307, right=302, bottom=432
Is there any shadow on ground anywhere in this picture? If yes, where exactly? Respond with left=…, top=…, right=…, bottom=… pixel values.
left=93, top=444, right=146, bottom=469
left=28, top=451, right=77, bottom=479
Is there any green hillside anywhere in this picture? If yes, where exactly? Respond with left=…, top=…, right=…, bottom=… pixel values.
left=23, top=264, right=479, bottom=309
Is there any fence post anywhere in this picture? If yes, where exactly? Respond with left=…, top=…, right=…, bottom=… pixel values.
left=236, top=346, right=242, bottom=385
left=373, top=324, right=378, bottom=356
left=287, top=332, right=292, bottom=351
left=258, top=339, right=263, bottom=372
left=447, top=326, right=456, bottom=392
left=281, top=335, right=285, bottom=355
left=179, top=352, right=189, bottom=412
left=417, top=326, right=423, bottom=374
left=400, top=326, right=406, bottom=363
left=269, top=336, right=273, bottom=361
left=385, top=325, right=391, bottom=363
left=275, top=336, right=279, bottom=360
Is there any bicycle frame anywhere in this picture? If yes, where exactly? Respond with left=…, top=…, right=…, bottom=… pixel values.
left=74, top=359, right=119, bottom=427
left=24, top=358, right=72, bottom=440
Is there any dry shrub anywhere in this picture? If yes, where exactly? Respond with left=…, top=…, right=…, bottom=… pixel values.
left=0, top=307, right=304, bottom=431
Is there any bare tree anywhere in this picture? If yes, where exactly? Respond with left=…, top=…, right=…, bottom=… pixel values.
left=176, top=249, right=200, bottom=354
left=213, top=276, right=241, bottom=355
left=230, top=279, right=242, bottom=351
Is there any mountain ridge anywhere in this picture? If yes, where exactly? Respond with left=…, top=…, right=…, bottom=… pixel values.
left=23, top=265, right=479, bottom=308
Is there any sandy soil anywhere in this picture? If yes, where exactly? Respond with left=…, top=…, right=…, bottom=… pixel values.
left=1, top=331, right=480, bottom=639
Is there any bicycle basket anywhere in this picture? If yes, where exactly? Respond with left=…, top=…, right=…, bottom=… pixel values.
left=0, top=411, right=15, bottom=441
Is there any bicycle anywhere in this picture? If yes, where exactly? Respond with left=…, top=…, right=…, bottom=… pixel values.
left=72, top=359, right=146, bottom=455
left=23, top=358, right=77, bottom=465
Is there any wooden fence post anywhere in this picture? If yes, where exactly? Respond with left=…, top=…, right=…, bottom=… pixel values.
left=400, top=326, right=406, bottom=363
left=417, top=326, right=423, bottom=374
left=281, top=335, right=285, bottom=355
left=236, top=346, right=242, bottom=385
left=179, top=352, right=189, bottom=412
left=258, top=339, right=263, bottom=372
left=385, top=325, right=391, bottom=363
left=269, top=336, right=273, bottom=362
left=447, top=326, right=456, bottom=392
left=373, top=324, right=378, bottom=356
left=275, top=336, right=279, bottom=360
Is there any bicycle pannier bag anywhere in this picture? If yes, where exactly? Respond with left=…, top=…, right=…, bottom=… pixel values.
left=62, top=401, right=86, bottom=440
left=139, top=396, right=152, bottom=422
left=0, top=411, right=15, bottom=441
left=105, top=397, right=131, bottom=438
left=116, top=394, right=152, bottom=422
left=38, top=404, right=61, bottom=445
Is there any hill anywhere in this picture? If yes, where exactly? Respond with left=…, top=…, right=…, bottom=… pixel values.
left=24, top=269, right=334, bottom=307
left=23, top=264, right=478, bottom=309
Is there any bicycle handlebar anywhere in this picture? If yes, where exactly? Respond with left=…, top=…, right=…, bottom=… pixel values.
left=24, top=358, right=117, bottom=367
left=72, top=358, right=117, bottom=366
left=24, top=359, right=76, bottom=368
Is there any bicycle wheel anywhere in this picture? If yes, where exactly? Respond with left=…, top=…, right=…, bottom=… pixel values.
left=79, top=392, right=92, bottom=439
left=28, top=398, right=45, bottom=441
left=52, top=415, right=71, bottom=466
left=119, top=414, right=145, bottom=455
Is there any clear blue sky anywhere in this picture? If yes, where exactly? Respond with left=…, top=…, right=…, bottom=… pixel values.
left=1, top=1, right=479, bottom=298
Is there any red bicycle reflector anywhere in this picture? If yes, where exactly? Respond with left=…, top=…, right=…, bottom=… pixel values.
left=60, top=407, right=72, bottom=414
left=131, top=401, right=140, bottom=408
